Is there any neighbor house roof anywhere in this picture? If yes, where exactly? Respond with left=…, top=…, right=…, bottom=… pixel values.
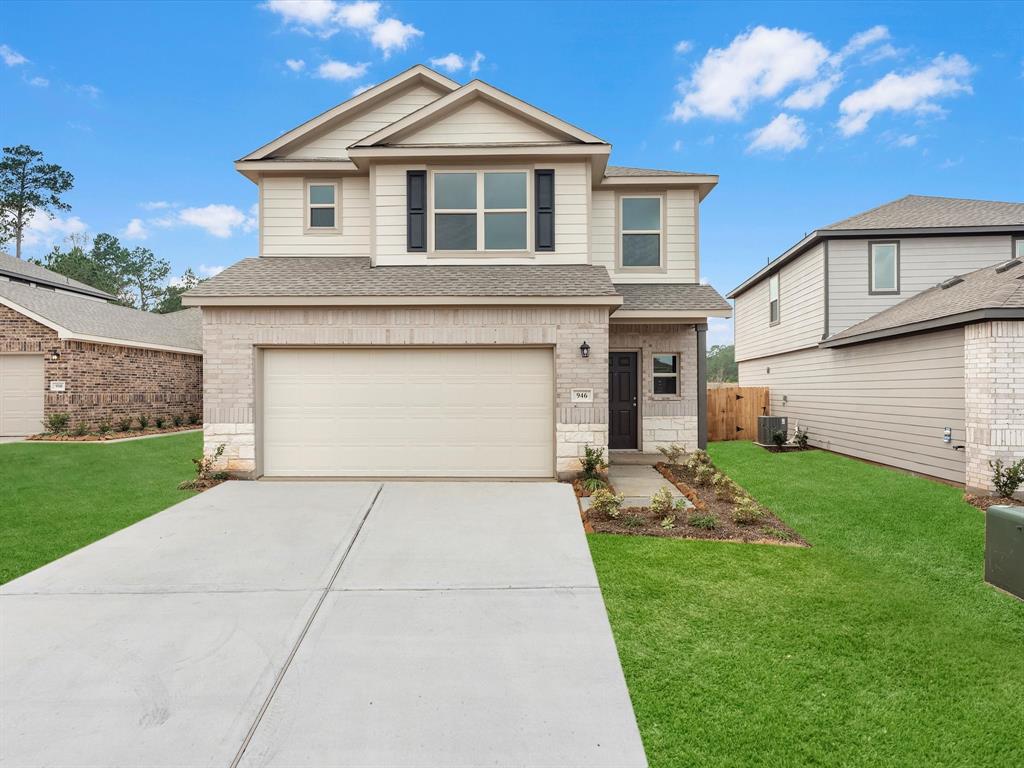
left=728, top=195, right=1024, bottom=298
left=0, top=280, right=202, bottom=353
left=182, top=257, right=622, bottom=307
left=821, top=258, right=1024, bottom=347
left=0, top=253, right=116, bottom=300
left=613, top=283, right=731, bottom=318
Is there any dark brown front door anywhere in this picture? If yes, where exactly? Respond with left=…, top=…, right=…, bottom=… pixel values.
left=608, top=352, right=638, bottom=449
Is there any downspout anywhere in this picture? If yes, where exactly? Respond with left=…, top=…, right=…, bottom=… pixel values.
left=696, top=322, right=708, bottom=449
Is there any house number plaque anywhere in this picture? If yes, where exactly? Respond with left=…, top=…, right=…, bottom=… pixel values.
left=571, top=388, right=594, bottom=403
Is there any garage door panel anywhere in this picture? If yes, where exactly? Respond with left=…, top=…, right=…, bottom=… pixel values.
left=0, top=355, right=44, bottom=437
left=262, top=348, right=554, bottom=477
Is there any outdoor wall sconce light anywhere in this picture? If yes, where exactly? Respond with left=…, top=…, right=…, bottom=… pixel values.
left=49, top=351, right=60, bottom=362
left=580, top=341, right=590, bottom=358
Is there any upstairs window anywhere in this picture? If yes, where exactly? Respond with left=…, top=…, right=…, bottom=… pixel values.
left=1015, top=236, right=1023, bottom=260
left=307, top=182, right=337, bottom=230
left=653, top=354, right=679, bottom=394
left=769, top=273, right=780, bottom=324
left=620, top=196, right=663, bottom=268
left=869, top=241, right=899, bottom=294
left=432, top=171, right=528, bottom=252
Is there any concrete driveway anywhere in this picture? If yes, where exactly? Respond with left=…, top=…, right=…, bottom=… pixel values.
left=0, top=481, right=646, bottom=767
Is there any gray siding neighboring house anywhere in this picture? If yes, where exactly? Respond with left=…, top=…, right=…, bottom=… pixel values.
left=731, top=195, right=1024, bottom=496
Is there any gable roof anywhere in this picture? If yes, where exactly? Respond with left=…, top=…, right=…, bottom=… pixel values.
left=729, top=194, right=1024, bottom=299
left=240, top=65, right=459, bottom=162
left=0, top=253, right=115, bottom=300
left=351, top=80, right=607, bottom=148
left=0, top=280, right=202, bottom=353
left=821, top=258, right=1024, bottom=347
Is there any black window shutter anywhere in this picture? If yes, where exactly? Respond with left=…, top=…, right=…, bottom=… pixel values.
left=535, top=169, right=555, bottom=252
left=407, top=170, right=427, bottom=252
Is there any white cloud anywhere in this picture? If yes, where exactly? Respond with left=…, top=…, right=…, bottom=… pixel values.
left=469, top=51, right=485, bottom=74
left=782, top=73, right=841, bottom=109
left=77, top=84, right=101, bottom=98
left=263, top=1, right=420, bottom=56
left=140, top=200, right=172, bottom=210
left=28, top=76, right=49, bottom=87
left=891, top=133, right=918, bottom=147
left=178, top=204, right=250, bottom=238
left=838, top=54, right=973, bottom=136
left=336, top=0, right=380, bottom=28
left=832, top=24, right=890, bottom=65
left=707, top=317, right=733, bottom=347
left=747, top=113, right=808, bottom=153
left=122, top=218, right=148, bottom=240
left=370, top=17, right=422, bottom=57
left=674, top=40, right=693, bottom=55
left=429, top=53, right=465, bottom=73
left=351, top=83, right=374, bottom=96
left=22, top=213, right=88, bottom=249
left=672, top=139, right=683, bottom=152
left=939, top=156, right=964, bottom=169
left=1, top=44, right=27, bottom=66
left=263, top=0, right=339, bottom=31
left=863, top=43, right=904, bottom=65
left=197, top=264, right=226, bottom=278
left=317, top=59, right=369, bottom=81
left=672, top=26, right=829, bottom=121
left=285, top=58, right=306, bottom=72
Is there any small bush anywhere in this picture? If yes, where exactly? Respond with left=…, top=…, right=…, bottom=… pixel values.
left=581, top=445, right=606, bottom=479
left=690, top=513, right=717, bottom=530
left=137, top=414, right=150, bottom=430
left=582, top=476, right=607, bottom=493
left=179, top=444, right=226, bottom=490
left=650, top=486, right=675, bottom=515
left=794, top=427, right=809, bottom=449
left=97, top=419, right=112, bottom=435
left=188, top=413, right=201, bottom=425
left=712, top=472, right=735, bottom=500
left=622, top=513, right=645, bottom=528
left=693, top=464, right=715, bottom=487
left=43, top=412, right=70, bottom=434
left=660, top=514, right=676, bottom=530
left=172, top=414, right=184, bottom=427
left=673, top=497, right=690, bottom=511
left=657, top=443, right=685, bottom=465
left=732, top=496, right=767, bottom=525
left=589, top=488, right=624, bottom=519
left=771, top=429, right=787, bottom=448
left=154, top=416, right=166, bottom=429
left=683, top=449, right=712, bottom=473
left=71, top=421, right=89, bottom=437
left=990, top=457, right=1024, bottom=499
left=116, top=417, right=133, bottom=432
left=764, top=526, right=794, bottom=541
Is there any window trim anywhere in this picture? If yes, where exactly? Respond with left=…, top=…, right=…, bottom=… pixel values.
left=304, top=180, right=340, bottom=234
left=868, top=240, right=900, bottom=295
left=652, top=352, right=679, bottom=396
left=428, top=169, right=532, bottom=254
left=768, top=272, right=781, bottom=326
left=617, top=193, right=666, bottom=272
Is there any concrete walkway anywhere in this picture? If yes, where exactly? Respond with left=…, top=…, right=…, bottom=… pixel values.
left=1, top=481, right=647, bottom=767
left=608, top=463, right=687, bottom=508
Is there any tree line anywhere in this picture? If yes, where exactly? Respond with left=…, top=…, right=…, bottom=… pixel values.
left=0, top=144, right=200, bottom=313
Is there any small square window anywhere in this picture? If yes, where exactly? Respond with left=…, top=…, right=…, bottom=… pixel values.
left=653, top=354, right=678, bottom=395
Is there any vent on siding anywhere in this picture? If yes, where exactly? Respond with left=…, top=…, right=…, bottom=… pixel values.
left=938, top=275, right=964, bottom=289
left=994, top=258, right=1022, bottom=274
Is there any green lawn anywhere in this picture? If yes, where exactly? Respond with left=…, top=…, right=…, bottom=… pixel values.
left=0, top=432, right=202, bottom=584
left=591, top=442, right=1024, bottom=767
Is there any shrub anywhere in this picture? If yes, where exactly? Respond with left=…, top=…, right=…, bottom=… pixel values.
left=172, top=414, right=184, bottom=427
left=732, top=496, right=767, bottom=525
left=154, top=416, right=166, bottom=429
left=690, top=513, right=717, bottom=530
left=43, top=412, right=70, bottom=434
left=188, top=413, right=201, bottom=425
left=712, top=472, right=735, bottom=500
left=660, top=514, right=676, bottom=530
left=990, top=457, right=1024, bottom=499
left=97, top=419, right=112, bottom=435
left=589, top=488, right=624, bottom=519
left=622, top=513, right=645, bottom=528
left=116, top=416, right=133, bottom=432
left=582, top=476, right=607, bottom=493
left=71, top=421, right=89, bottom=437
left=771, top=429, right=787, bottom=448
left=693, top=464, right=715, bottom=487
left=650, top=486, right=675, bottom=515
left=657, top=443, right=685, bottom=465
left=673, top=497, right=690, bottom=511
left=794, top=427, right=809, bottom=450
left=683, top=449, right=712, bottom=473
left=137, top=414, right=150, bottom=430
left=179, top=444, right=226, bottom=490
left=581, top=445, right=606, bottom=479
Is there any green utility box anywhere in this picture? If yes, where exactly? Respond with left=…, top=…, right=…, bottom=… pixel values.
left=985, top=505, right=1024, bottom=600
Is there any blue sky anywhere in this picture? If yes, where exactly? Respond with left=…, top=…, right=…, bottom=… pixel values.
left=3, top=1, right=1022, bottom=343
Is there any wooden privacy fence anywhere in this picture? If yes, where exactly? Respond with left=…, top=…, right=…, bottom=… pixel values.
left=707, top=386, right=770, bottom=442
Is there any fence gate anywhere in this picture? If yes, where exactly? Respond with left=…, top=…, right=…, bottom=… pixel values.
left=707, top=386, right=770, bottom=442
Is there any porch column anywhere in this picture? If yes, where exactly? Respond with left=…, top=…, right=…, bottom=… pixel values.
left=696, top=323, right=708, bottom=449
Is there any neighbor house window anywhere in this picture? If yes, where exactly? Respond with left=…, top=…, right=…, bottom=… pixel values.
left=869, top=241, right=899, bottom=294
left=307, top=182, right=337, bottom=230
left=769, top=273, right=780, bottom=324
left=432, top=171, right=528, bottom=251
left=620, top=196, right=663, bottom=268
left=653, top=354, right=679, bottom=394
left=1015, top=236, right=1023, bottom=260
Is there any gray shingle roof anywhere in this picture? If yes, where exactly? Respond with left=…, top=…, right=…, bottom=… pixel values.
left=0, top=252, right=115, bottom=300
left=824, top=259, right=1024, bottom=346
left=184, top=257, right=619, bottom=298
left=614, top=282, right=731, bottom=313
left=605, top=165, right=709, bottom=178
left=824, top=195, right=1024, bottom=230
left=0, top=280, right=202, bottom=352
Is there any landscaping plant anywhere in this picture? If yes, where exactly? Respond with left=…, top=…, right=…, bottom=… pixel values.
left=172, top=414, right=183, bottom=427
left=650, top=486, right=675, bottom=516
left=989, top=457, right=1024, bottom=499
left=795, top=427, right=810, bottom=449
left=771, top=429, right=787, bottom=449
left=693, top=463, right=715, bottom=487
left=689, top=513, right=717, bottom=529
left=622, top=513, right=645, bottom=528
left=659, top=515, right=676, bottom=530
left=589, top=487, right=624, bottom=519
left=581, top=445, right=607, bottom=479
left=71, top=421, right=89, bottom=437
left=43, top=412, right=70, bottom=434
left=154, top=416, right=166, bottom=429
left=97, top=419, right=112, bottom=435
left=179, top=444, right=227, bottom=490
left=582, top=476, right=607, bottom=493
left=188, top=413, right=201, bottom=425
left=732, top=496, right=767, bottom=525
left=116, top=417, right=133, bottom=432
left=137, top=414, right=150, bottom=430
left=684, top=449, right=712, bottom=473
left=656, top=443, right=685, bottom=465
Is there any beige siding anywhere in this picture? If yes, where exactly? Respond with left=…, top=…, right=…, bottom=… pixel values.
left=398, top=97, right=563, bottom=145
left=828, top=234, right=1014, bottom=334
left=261, top=176, right=369, bottom=256
left=734, top=244, right=824, bottom=362
left=590, top=188, right=698, bottom=283
left=286, top=84, right=445, bottom=160
left=738, top=327, right=967, bottom=483
left=372, top=161, right=589, bottom=265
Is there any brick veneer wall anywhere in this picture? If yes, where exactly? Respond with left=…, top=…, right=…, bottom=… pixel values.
left=965, top=319, right=1024, bottom=498
left=0, top=304, right=202, bottom=430
left=609, top=323, right=699, bottom=452
left=201, top=305, right=610, bottom=477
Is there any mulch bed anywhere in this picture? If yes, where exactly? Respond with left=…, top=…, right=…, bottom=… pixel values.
left=28, top=425, right=201, bottom=442
left=965, top=494, right=1022, bottom=511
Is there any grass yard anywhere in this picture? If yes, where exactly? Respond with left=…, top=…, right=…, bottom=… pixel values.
left=0, top=432, right=202, bottom=584
left=591, top=441, right=1024, bottom=768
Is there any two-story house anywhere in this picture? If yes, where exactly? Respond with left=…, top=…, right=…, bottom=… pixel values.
left=730, top=195, right=1024, bottom=496
left=183, top=65, right=731, bottom=479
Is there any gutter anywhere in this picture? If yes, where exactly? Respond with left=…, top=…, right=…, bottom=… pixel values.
left=819, top=307, right=1024, bottom=348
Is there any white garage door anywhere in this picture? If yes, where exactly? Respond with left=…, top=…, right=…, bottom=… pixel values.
left=262, top=347, right=554, bottom=478
left=0, top=355, right=44, bottom=437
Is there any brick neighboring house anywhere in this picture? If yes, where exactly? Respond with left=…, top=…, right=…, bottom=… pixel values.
left=0, top=253, right=202, bottom=436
